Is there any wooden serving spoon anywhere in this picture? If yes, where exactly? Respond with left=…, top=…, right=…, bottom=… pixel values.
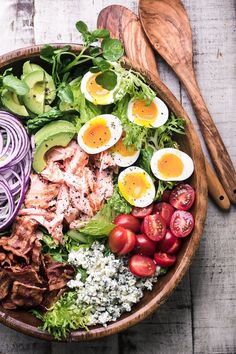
left=139, top=0, right=236, bottom=204
left=97, top=5, right=230, bottom=210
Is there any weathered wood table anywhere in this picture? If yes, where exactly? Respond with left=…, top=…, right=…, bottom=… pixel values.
left=0, top=1, right=235, bottom=353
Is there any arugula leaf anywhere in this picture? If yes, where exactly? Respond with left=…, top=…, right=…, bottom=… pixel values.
left=27, top=108, right=65, bottom=132
left=3, top=75, right=29, bottom=95
left=96, top=70, right=117, bottom=90
left=91, top=29, right=110, bottom=39
left=57, top=83, right=74, bottom=103
left=40, top=45, right=55, bottom=63
left=76, top=20, right=89, bottom=34
left=102, top=38, right=124, bottom=61
left=92, top=57, right=111, bottom=72
left=32, top=291, right=90, bottom=340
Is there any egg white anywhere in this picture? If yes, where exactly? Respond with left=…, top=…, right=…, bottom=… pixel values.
left=118, top=166, right=155, bottom=207
left=112, top=150, right=140, bottom=167
left=80, top=71, right=118, bottom=105
left=77, top=114, right=123, bottom=154
left=127, top=96, right=169, bottom=128
left=150, top=148, right=194, bottom=182
left=111, top=139, right=140, bottom=167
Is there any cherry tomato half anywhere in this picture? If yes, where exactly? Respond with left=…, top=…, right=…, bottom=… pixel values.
left=153, top=202, right=175, bottom=226
left=169, top=184, right=195, bottom=211
left=114, top=214, right=140, bottom=233
left=131, top=204, right=153, bottom=219
left=134, top=234, right=156, bottom=256
left=157, top=230, right=182, bottom=254
left=109, top=226, right=136, bottom=255
left=154, top=251, right=176, bottom=267
left=143, top=214, right=166, bottom=241
left=170, top=210, right=194, bottom=238
left=129, top=255, right=156, bottom=277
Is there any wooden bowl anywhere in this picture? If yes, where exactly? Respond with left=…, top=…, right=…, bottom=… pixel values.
left=0, top=45, right=208, bottom=341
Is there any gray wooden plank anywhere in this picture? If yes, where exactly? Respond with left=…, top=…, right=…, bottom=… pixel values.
left=51, top=335, right=118, bottom=354
left=0, top=0, right=35, bottom=55
left=181, top=0, right=236, bottom=353
left=0, top=324, right=51, bottom=354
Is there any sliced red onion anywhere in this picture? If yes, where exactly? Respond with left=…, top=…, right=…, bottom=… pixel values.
left=0, top=111, right=32, bottom=231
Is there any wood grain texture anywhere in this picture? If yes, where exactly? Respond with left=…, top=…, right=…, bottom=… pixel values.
left=139, top=0, right=236, bottom=204
left=97, top=4, right=230, bottom=210
left=97, top=5, right=159, bottom=77
left=0, top=0, right=235, bottom=353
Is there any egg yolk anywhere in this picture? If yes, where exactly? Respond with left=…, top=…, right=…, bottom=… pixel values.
left=132, top=100, right=158, bottom=126
left=86, top=74, right=110, bottom=102
left=112, top=138, right=137, bottom=157
left=119, top=172, right=150, bottom=204
left=158, top=153, right=184, bottom=178
left=83, top=117, right=111, bottom=149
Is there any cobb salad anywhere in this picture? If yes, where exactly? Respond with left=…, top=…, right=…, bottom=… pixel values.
left=0, top=21, right=196, bottom=339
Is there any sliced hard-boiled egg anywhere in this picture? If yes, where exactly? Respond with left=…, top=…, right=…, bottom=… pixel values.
left=80, top=71, right=118, bottom=105
left=127, top=97, right=169, bottom=128
left=77, top=114, right=122, bottom=154
left=118, top=166, right=155, bottom=207
left=110, top=137, right=140, bottom=167
left=150, top=148, right=194, bottom=181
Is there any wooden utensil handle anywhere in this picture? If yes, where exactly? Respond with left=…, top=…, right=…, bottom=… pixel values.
left=181, top=72, right=236, bottom=204
left=205, top=159, right=230, bottom=210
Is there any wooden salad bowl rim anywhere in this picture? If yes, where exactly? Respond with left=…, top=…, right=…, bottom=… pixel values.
left=0, top=44, right=208, bottom=342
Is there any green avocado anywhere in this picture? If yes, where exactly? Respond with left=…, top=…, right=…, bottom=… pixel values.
left=1, top=89, right=29, bottom=117
left=22, top=61, right=56, bottom=103
left=33, top=120, right=76, bottom=173
left=23, top=70, right=51, bottom=115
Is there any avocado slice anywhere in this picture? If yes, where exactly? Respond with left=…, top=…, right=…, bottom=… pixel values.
left=22, top=61, right=56, bottom=103
left=1, top=89, right=29, bottom=117
left=33, top=131, right=75, bottom=173
left=34, top=120, right=76, bottom=146
left=33, top=120, right=76, bottom=173
left=23, top=70, right=50, bottom=115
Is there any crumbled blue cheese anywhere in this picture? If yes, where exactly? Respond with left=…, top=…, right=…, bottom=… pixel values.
left=68, top=242, right=161, bottom=326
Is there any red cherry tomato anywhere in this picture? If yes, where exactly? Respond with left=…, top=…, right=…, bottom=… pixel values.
left=157, top=230, right=182, bottom=254
left=131, top=204, right=153, bottom=218
left=167, top=238, right=182, bottom=254
left=143, top=214, right=166, bottom=241
left=170, top=210, right=194, bottom=238
left=109, top=226, right=136, bottom=255
left=119, top=229, right=137, bottom=255
left=169, top=184, right=195, bottom=211
left=160, top=189, right=171, bottom=202
left=114, top=214, right=140, bottom=233
left=109, top=226, right=126, bottom=253
left=134, top=234, right=156, bottom=256
left=153, top=202, right=175, bottom=226
left=154, top=251, right=176, bottom=267
left=129, top=255, right=156, bottom=277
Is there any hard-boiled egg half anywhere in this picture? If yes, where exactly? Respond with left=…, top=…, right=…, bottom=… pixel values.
left=118, top=166, right=155, bottom=207
left=150, top=148, right=194, bottom=181
left=127, top=97, right=169, bottom=128
left=110, top=137, right=140, bottom=167
left=77, top=114, right=122, bottom=154
left=81, top=71, right=118, bottom=105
